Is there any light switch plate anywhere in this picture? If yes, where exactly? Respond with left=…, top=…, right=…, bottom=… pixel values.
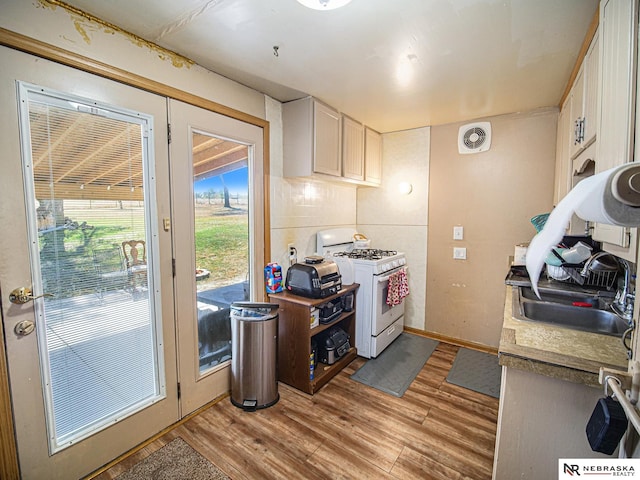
left=453, top=226, right=464, bottom=240
left=453, top=247, right=467, bottom=260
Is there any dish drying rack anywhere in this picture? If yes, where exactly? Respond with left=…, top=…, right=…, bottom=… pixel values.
left=546, top=264, right=618, bottom=290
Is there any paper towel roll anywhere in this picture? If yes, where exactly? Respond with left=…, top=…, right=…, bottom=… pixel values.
left=526, top=163, right=640, bottom=296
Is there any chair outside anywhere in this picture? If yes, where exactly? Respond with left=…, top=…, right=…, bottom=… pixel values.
left=122, top=240, right=148, bottom=295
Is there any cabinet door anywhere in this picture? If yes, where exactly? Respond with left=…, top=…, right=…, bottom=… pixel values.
left=597, top=0, right=636, bottom=172
left=364, top=127, right=382, bottom=185
left=313, top=101, right=341, bottom=177
left=554, top=102, right=572, bottom=204
left=342, top=116, right=365, bottom=181
left=569, top=67, right=586, bottom=159
left=582, top=31, right=599, bottom=146
left=593, top=0, right=638, bottom=248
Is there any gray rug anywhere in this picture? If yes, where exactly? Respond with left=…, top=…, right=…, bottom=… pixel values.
left=446, top=348, right=501, bottom=398
left=350, top=333, right=439, bottom=397
left=115, top=437, right=229, bottom=480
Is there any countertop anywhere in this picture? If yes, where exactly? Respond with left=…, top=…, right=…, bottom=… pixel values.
left=500, top=284, right=629, bottom=387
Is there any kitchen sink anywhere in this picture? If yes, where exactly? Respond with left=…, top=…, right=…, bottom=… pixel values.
left=514, top=286, right=627, bottom=336
left=520, top=301, right=627, bottom=335
left=519, top=286, right=601, bottom=307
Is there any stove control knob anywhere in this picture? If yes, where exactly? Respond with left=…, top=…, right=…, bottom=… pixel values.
left=382, top=263, right=390, bottom=272
left=399, top=258, right=406, bottom=265
left=392, top=260, right=399, bottom=268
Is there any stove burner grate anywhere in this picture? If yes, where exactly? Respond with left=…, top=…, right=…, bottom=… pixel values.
left=333, top=248, right=398, bottom=260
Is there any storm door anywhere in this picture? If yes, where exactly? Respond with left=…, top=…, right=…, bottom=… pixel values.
left=169, top=99, right=265, bottom=415
left=0, top=47, right=178, bottom=480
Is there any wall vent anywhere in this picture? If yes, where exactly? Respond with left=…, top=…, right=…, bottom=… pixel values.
left=458, top=122, right=491, bottom=154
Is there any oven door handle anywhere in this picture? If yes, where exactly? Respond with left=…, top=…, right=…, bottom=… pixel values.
left=376, top=266, right=406, bottom=283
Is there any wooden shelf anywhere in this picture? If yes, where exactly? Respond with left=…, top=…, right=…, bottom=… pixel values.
left=311, top=310, right=354, bottom=336
left=269, top=284, right=359, bottom=394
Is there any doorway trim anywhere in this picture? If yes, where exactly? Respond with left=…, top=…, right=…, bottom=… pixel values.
left=0, top=27, right=271, bottom=479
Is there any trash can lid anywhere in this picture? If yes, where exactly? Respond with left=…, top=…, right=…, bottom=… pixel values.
left=230, top=302, right=279, bottom=320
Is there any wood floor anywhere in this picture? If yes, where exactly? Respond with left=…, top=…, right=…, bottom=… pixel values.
left=93, top=342, right=499, bottom=480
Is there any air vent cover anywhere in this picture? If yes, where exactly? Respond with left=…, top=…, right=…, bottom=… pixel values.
left=458, top=122, right=491, bottom=154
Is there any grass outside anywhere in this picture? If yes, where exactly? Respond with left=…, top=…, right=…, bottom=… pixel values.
left=194, top=203, right=248, bottom=287
left=59, top=200, right=248, bottom=289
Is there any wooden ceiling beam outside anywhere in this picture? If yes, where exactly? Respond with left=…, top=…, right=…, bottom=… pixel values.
left=192, top=135, right=223, bottom=153
left=193, top=143, right=247, bottom=168
left=54, top=124, right=140, bottom=183
left=194, top=149, right=248, bottom=177
left=33, top=115, right=85, bottom=167
left=82, top=151, right=144, bottom=188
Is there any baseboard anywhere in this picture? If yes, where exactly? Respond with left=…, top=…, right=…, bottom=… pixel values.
left=403, top=327, right=498, bottom=356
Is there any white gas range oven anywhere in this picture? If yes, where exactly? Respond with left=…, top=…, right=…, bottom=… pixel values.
left=317, top=228, right=407, bottom=358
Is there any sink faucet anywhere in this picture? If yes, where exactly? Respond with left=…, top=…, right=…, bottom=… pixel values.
left=581, top=252, right=635, bottom=323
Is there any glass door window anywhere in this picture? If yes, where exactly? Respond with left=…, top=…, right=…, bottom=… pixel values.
left=18, top=84, right=165, bottom=452
left=192, top=132, right=250, bottom=373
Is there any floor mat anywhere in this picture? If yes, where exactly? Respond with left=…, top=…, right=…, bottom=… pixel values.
left=115, top=437, right=229, bottom=480
left=350, top=333, right=439, bottom=397
left=446, top=348, right=501, bottom=398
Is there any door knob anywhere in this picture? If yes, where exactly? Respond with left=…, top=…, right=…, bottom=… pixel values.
left=9, top=287, right=53, bottom=305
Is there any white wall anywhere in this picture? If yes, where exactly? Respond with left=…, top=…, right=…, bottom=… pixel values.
left=427, top=109, right=557, bottom=347
left=357, top=127, right=431, bottom=330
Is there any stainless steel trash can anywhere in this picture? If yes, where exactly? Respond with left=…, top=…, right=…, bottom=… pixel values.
left=230, top=302, right=279, bottom=411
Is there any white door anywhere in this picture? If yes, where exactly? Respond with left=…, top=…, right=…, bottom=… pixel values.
left=0, top=47, right=178, bottom=480
left=169, top=99, right=265, bottom=415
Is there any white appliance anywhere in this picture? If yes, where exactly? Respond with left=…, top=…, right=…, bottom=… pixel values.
left=316, top=229, right=407, bottom=358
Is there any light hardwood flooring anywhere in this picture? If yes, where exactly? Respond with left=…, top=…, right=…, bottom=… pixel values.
left=93, top=342, right=499, bottom=480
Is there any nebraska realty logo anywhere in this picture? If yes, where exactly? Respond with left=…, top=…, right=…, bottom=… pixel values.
left=559, top=459, right=639, bottom=478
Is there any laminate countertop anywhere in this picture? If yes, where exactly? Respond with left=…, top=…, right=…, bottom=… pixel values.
left=500, top=285, right=629, bottom=387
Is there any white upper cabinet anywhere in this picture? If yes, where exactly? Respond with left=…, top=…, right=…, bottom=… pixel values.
left=569, top=66, right=586, bottom=159
left=342, top=115, right=365, bottom=181
left=554, top=100, right=572, bottom=204
left=313, top=101, right=342, bottom=176
left=364, top=127, right=382, bottom=185
left=554, top=30, right=598, bottom=205
left=569, top=30, right=599, bottom=159
left=593, top=0, right=638, bottom=250
left=597, top=0, right=637, bottom=173
left=583, top=32, right=599, bottom=146
left=283, top=96, right=382, bottom=186
left=283, top=97, right=341, bottom=178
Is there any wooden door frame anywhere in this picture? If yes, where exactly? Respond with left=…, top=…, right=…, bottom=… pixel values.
left=0, top=27, right=271, bottom=478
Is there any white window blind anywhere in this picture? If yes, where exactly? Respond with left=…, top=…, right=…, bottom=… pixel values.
left=18, top=84, right=165, bottom=452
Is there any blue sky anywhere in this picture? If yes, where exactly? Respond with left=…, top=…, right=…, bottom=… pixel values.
left=194, top=167, right=248, bottom=195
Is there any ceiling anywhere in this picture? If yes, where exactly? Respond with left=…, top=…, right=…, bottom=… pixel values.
left=59, top=0, right=599, bottom=133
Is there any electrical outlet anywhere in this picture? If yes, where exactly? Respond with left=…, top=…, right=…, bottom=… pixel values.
left=287, top=243, right=297, bottom=265
left=453, top=225, right=464, bottom=240
left=453, top=247, right=467, bottom=260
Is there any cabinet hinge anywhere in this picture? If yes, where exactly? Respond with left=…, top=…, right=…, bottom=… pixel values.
left=167, top=123, right=171, bottom=144
left=177, top=382, right=181, bottom=399
left=172, top=258, right=176, bottom=278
